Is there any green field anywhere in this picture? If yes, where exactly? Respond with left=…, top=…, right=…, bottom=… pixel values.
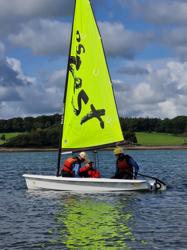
left=0, top=131, right=187, bottom=147
left=0, top=132, right=22, bottom=145
left=136, top=132, right=187, bottom=146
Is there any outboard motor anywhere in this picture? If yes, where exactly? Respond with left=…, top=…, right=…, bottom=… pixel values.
left=149, top=179, right=167, bottom=191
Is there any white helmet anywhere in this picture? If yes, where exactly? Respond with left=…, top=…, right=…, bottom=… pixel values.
left=79, top=152, right=88, bottom=160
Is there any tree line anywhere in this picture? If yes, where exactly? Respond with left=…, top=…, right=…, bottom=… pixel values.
left=1, top=114, right=186, bottom=147
left=120, top=116, right=187, bottom=134
left=3, top=126, right=61, bottom=148
left=1, top=114, right=187, bottom=134
left=0, top=114, right=61, bottom=133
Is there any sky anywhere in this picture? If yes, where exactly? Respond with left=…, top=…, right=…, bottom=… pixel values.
left=1, top=0, right=187, bottom=119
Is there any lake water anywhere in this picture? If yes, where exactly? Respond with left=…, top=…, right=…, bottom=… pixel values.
left=0, top=150, right=187, bottom=250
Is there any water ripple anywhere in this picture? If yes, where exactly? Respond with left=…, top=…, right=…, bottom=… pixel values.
left=0, top=150, right=187, bottom=249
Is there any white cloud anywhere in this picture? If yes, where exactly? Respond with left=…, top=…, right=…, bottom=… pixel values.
left=6, top=57, right=35, bottom=84
left=0, top=57, right=35, bottom=117
left=0, top=101, right=24, bottom=118
left=9, top=20, right=71, bottom=56
left=161, top=27, right=187, bottom=60
left=99, top=22, right=152, bottom=58
left=0, top=86, right=22, bottom=102
left=9, top=20, right=152, bottom=58
left=158, top=101, right=178, bottom=118
left=0, top=0, right=73, bottom=38
left=1, top=57, right=187, bottom=119
left=47, top=69, right=66, bottom=88
left=1, top=0, right=187, bottom=119
left=0, top=61, right=65, bottom=118
left=114, top=60, right=187, bottom=118
left=117, top=0, right=187, bottom=60
left=0, top=0, right=73, bottom=20
left=133, top=83, right=156, bottom=104
left=0, top=57, right=34, bottom=87
left=119, top=0, right=187, bottom=25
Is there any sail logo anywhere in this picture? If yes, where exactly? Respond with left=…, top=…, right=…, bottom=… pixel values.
left=92, top=68, right=100, bottom=77
left=69, top=30, right=105, bottom=129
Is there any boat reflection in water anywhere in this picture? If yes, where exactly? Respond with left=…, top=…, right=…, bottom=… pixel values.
left=49, top=194, right=142, bottom=249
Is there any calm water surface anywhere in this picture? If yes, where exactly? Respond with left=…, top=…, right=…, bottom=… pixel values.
left=0, top=150, right=187, bottom=249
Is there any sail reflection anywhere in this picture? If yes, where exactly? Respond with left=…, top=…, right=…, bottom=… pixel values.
left=51, top=194, right=137, bottom=249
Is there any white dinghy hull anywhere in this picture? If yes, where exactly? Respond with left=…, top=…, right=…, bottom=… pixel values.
left=23, top=174, right=161, bottom=192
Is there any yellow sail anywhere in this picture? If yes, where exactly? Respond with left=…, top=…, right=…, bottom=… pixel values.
left=61, top=0, right=123, bottom=150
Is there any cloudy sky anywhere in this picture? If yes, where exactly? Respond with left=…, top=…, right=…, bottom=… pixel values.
left=1, top=0, right=187, bottom=119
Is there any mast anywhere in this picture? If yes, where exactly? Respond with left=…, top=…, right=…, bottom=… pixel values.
left=56, top=0, right=77, bottom=176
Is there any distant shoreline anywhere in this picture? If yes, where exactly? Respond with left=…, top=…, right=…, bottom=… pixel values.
left=0, top=147, right=57, bottom=152
left=0, top=145, right=187, bottom=152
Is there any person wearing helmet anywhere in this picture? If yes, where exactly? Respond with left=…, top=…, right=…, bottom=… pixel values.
left=111, top=147, right=139, bottom=179
left=61, top=152, right=88, bottom=177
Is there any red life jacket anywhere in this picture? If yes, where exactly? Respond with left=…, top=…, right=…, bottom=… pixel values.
left=62, top=157, right=78, bottom=175
left=88, top=169, right=101, bottom=178
left=117, top=158, right=132, bottom=173
left=79, top=163, right=101, bottom=178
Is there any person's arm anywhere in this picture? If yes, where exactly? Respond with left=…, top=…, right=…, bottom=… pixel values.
left=79, top=162, right=93, bottom=173
left=128, top=156, right=140, bottom=178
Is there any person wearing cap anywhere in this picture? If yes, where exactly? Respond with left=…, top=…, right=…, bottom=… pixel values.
left=111, top=147, right=139, bottom=179
left=61, top=152, right=88, bottom=177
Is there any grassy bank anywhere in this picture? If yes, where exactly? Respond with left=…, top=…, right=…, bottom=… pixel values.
left=0, top=132, right=22, bottom=145
left=136, top=132, right=187, bottom=146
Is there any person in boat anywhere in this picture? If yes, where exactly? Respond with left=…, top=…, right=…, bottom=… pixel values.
left=79, top=161, right=101, bottom=178
left=61, top=152, right=88, bottom=177
left=111, top=147, right=139, bottom=179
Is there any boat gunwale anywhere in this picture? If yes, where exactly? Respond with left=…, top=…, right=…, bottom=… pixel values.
left=23, top=174, right=148, bottom=184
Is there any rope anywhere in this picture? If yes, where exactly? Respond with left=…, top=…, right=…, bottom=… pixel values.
left=93, top=150, right=99, bottom=170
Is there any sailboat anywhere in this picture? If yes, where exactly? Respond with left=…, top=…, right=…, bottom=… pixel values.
left=23, top=0, right=166, bottom=192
